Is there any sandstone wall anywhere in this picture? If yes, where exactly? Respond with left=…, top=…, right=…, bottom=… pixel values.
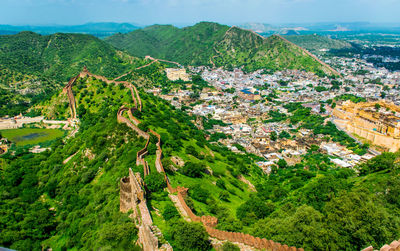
left=138, top=225, right=159, bottom=251
left=117, top=107, right=149, bottom=139
left=346, top=122, right=400, bottom=152
left=362, top=239, right=400, bottom=251
left=120, top=168, right=158, bottom=250
left=113, top=65, right=303, bottom=250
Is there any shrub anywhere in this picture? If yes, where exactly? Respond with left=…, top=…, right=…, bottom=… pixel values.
left=221, top=242, right=240, bottom=251
left=216, top=179, right=226, bottom=189
left=181, top=162, right=206, bottom=178
left=144, top=172, right=166, bottom=193
left=170, top=220, right=211, bottom=251
left=162, top=204, right=180, bottom=221
left=189, top=185, right=210, bottom=203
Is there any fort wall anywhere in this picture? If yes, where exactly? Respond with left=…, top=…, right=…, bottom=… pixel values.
left=345, top=122, right=400, bottom=152
left=120, top=168, right=158, bottom=250
left=333, top=100, right=400, bottom=152
left=362, top=239, right=400, bottom=251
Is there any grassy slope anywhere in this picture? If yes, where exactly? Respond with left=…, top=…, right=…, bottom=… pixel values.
left=214, top=28, right=334, bottom=73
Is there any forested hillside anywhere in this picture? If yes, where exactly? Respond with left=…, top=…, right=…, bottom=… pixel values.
left=106, top=22, right=338, bottom=75
left=0, top=31, right=142, bottom=116
left=0, top=31, right=138, bottom=81
left=1, top=61, right=398, bottom=251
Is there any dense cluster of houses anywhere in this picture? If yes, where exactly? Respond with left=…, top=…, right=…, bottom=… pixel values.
left=147, top=56, right=400, bottom=172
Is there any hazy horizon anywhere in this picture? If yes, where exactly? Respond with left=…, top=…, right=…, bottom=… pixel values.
left=1, top=0, right=400, bottom=26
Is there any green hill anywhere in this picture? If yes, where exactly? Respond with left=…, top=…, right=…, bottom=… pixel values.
left=0, top=31, right=137, bottom=81
left=284, top=34, right=352, bottom=54
left=0, top=31, right=141, bottom=116
left=105, top=22, right=339, bottom=75
left=1, top=62, right=399, bottom=251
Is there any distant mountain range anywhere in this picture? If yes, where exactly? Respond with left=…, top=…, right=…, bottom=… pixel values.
left=106, top=22, right=339, bottom=75
left=238, top=22, right=400, bottom=35
left=0, top=22, right=141, bottom=38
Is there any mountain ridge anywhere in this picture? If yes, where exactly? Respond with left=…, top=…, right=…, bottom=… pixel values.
left=106, top=22, right=339, bottom=76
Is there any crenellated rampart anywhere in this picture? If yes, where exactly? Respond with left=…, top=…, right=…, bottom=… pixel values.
left=362, top=239, right=400, bottom=251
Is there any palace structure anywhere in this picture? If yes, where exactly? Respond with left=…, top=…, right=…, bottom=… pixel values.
left=333, top=100, right=400, bottom=152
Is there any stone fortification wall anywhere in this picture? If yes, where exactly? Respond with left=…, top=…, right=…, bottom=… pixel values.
left=120, top=168, right=158, bottom=250
left=110, top=66, right=304, bottom=250
left=136, top=137, right=149, bottom=165
left=64, top=66, right=143, bottom=122
left=63, top=73, right=80, bottom=119
left=117, top=107, right=149, bottom=140
left=128, top=108, right=141, bottom=126
left=138, top=224, right=159, bottom=251
left=146, top=129, right=302, bottom=250
left=149, top=129, right=164, bottom=173
left=362, top=239, right=400, bottom=251
left=135, top=108, right=303, bottom=250
left=345, top=122, right=400, bottom=152
left=172, top=184, right=302, bottom=251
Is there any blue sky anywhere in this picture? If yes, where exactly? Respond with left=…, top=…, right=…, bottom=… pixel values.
left=1, top=0, right=399, bottom=25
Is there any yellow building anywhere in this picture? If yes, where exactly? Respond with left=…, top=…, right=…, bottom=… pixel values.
left=165, top=68, right=190, bottom=81
left=333, top=100, right=400, bottom=152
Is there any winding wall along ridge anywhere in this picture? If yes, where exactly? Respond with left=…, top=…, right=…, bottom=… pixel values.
left=64, top=64, right=303, bottom=250
left=117, top=87, right=303, bottom=251
left=64, top=66, right=144, bottom=122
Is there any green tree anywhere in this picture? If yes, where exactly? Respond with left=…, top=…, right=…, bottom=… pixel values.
left=181, top=162, right=206, bottom=178
left=279, top=131, right=291, bottom=139
left=144, top=172, right=166, bottom=193
left=277, top=158, right=288, bottom=169
left=221, top=241, right=240, bottom=251
left=237, top=199, right=275, bottom=221
left=170, top=221, right=211, bottom=251
left=324, top=189, right=398, bottom=250
left=162, top=204, right=180, bottom=220
left=189, top=184, right=210, bottom=203
left=270, top=131, right=277, bottom=141
left=253, top=205, right=335, bottom=250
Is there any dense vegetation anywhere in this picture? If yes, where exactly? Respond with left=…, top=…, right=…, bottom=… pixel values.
left=1, top=32, right=399, bottom=251
left=0, top=31, right=142, bottom=116
left=106, top=22, right=338, bottom=75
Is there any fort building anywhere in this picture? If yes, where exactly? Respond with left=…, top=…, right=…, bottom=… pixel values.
left=333, top=100, right=400, bottom=152
left=165, top=68, right=190, bottom=81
